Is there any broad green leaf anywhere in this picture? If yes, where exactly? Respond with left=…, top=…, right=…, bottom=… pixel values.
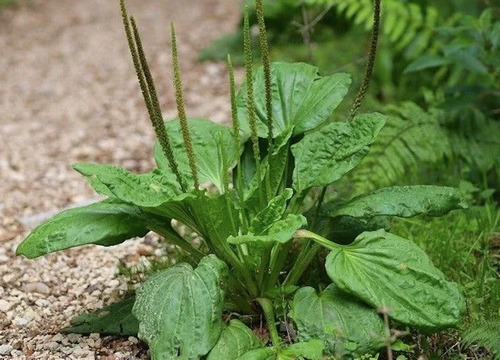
left=330, top=185, right=468, bottom=221
left=207, top=320, right=262, bottom=360
left=154, top=118, right=239, bottom=192
left=292, top=114, right=386, bottom=193
left=228, top=214, right=306, bottom=245
left=64, top=296, right=138, bottom=336
left=74, top=163, right=183, bottom=207
left=315, top=214, right=390, bottom=245
left=16, top=200, right=150, bottom=258
left=243, top=130, right=291, bottom=216
left=74, top=163, right=207, bottom=234
left=290, top=285, right=384, bottom=356
left=174, top=192, right=238, bottom=246
left=237, top=62, right=350, bottom=138
left=236, top=340, right=324, bottom=360
left=280, top=340, right=325, bottom=360
left=404, top=55, right=452, bottom=73
left=250, top=189, right=293, bottom=234
left=325, top=229, right=465, bottom=330
left=292, top=73, right=352, bottom=135
left=237, top=347, right=275, bottom=360
left=133, top=255, right=228, bottom=360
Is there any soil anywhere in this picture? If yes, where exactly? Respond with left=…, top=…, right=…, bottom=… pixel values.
left=0, top=0, right=240, bottom=358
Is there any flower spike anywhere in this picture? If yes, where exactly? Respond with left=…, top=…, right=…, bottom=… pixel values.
left=171, top=22, right=200, bottom=190
left=243, top=6, right=265, bottom=206
left=256, top=0, right=273, bottom=149
left=120, top=0, right=185, bottom=190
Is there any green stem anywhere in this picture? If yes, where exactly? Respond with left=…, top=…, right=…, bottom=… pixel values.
left=294, top=229, right=339, bottom=250
left=311, top=186, right=327, bottom=230
left=148, top=221, right=205, bottom=261
left=256, top=246, right=271, bottom=293
left=263, top=242, right=292, bottom=291
left=219, top=242, right=259, bottom=297
left=257, top=298, right=281, bottom=349
left=287, top=190, right=307, bottom=215
left=284, top=242, right=320, bottom=286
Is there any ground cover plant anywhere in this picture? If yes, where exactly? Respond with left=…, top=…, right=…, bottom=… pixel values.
left=17, top=0, right=471, bottom=358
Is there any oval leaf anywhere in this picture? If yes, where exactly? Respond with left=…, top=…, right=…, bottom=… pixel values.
left=237, top=62, right=350, bottom=138
left=290, top=285, right=384, bottom=356
left=325, top=229, right=465, bottom=330
left=16, top=201, right=150, bottom=258
left=250, top=189, right=293, bottom=234
left=133, top=255, right=228, bottom=360
left=74, top=163, right=183, bottom=207
left=154, top=118, right=239, bottom=192
left=64, top=296, right=138, bottom=336
left=207, top=320, right=262, bottom=360
left=330, top=185, right=469, bottom=221
left=228, top=214, right=306, bottom=245
left=291, top=114, right=386, bottom=193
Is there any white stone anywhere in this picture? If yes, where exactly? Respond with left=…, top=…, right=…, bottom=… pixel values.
left=14, top=316, right=29, bottom=327
left=0, top=299, right=13, bottom=312
left=0, top=344, right=13, bottom=355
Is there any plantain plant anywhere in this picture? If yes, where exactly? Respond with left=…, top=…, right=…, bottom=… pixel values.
left=17, top=0, right=469, bottom=359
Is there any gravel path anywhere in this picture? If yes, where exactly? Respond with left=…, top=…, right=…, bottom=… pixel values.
left=0, top=0, right=239, bottom=358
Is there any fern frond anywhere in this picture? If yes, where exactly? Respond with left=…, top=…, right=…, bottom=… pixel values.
left=351, top=102, right=450, bottom=192
left=463, top=320, right=500, bottom=359
left=446, top=110, right=500, bottom=174
left=309, top=0, right=459, bottom=59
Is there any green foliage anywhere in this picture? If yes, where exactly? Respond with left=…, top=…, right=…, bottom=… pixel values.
left=463, top=320, right=500, bottom=360
left=16, top=1, right=471, bottom=358
left=237, top=62, right=351, bottom=138
left=207, top=320, right=263, bottom=360
left=291, top=113, right=385, bottom=193
left=391, top=203, right=500, bottom=358
left=133, top=255, right=228, bottom=359
left=404, top=9, right=500, bottom=184
left=153, top=118, right=239, bottom=193
left=290, top=285, right=384, bottom=356
left=63, top=296, right=139, bottom=336
left=0, top=0, right=14, bottom=9
left=323, top=230, right=465, bottom=330
left=16, top=200, right=151, bottom=258
left=320, top=0, right=457, bottom=59
left=330, top=185, right=468, bottom=221
left=350, top=102, right=450, bottom=191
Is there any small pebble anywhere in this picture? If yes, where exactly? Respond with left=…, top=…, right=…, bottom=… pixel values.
left=14, top=316, right=29, bottom=327
left=0, top=299, right=13, bottom=312
left=0, top=344, right=13, bottom=356
left=23, top=282, right=51, bottom=295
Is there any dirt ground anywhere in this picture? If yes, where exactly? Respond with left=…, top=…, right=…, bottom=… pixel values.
left=0, top=0, right=240, bottom=358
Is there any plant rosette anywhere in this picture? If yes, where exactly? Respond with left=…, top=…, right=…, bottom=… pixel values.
left=17, top=1, right=468, bottom=359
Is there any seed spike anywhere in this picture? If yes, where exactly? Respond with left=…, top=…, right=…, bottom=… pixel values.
left=349, top=0, right=381, bottom=120
left=219, top=132, right=230, bottom=195
left=255, top=0, right=273, bottom=149
left=171, top=22, right=199, bottom=190
left=121, top=1, right=185, bottom=190
left=129, top=16, right=186, bottom=190
left=227, top=55, right=241, bottom=156
left=120, top=0, right=154, bottom=116
left=244, top=6, right=265, bottom=207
